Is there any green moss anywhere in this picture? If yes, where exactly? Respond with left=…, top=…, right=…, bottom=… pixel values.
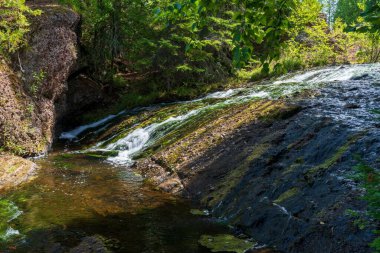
left=295, top=157, right=305, bottom=164
left=282, top=158, right=304, bottom=175
left=58, top=153, right=76, bottom=159
left=274, top=187, right=299, bottom=203
left=199, top=234, right=255, bottom=253
left=282, top=164, right=299, bottom=176
left=190, top=209, right=209, bottom=216
left=6, top=164, right=20, bottom=174
left=83, top=150, right=119, bottom=159
left=257, top=104, right=301, bottom=122
left=307, top=133, right=365, bottom=177
left=202, top=143, right=271, bottom=206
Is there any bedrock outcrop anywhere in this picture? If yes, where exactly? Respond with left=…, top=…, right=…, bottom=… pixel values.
left=134, top=77, right=379, bottom=253
left=0, top=5, right=80, bottom=156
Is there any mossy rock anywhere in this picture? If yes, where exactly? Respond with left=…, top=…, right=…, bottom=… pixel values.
left=306, top=132, right=365, bottom=178
left=190, top=209, right=210, bottom=216
left=83, top=150, right=119, bottom=159
left=199, top=234, right=255, bottom=253
left=274, top=187, right=299, bottom=203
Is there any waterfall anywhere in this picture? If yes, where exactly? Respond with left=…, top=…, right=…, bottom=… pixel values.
left=60, top=64, right=380, bottom=166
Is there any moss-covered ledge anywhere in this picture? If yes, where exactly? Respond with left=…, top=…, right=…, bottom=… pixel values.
left=0, top=154, right=37, bottom=191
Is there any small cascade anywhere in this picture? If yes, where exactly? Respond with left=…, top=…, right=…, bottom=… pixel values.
left=60, top=111, right=126, bottom=140
left=99, top=109, right=201, bottom=165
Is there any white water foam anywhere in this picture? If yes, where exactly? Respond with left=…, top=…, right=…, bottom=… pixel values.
left=104, top=109, right=201, bottom=165
left=205, top=89, right=238, bottom=99
left=0, top=201, right=23, bottom=241
left=274, top=64, right=380, bottom=84
left=4, top=228, right=20, bottom=238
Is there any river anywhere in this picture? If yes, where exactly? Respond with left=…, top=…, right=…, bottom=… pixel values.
left=0, top=64, right=379, bottom=252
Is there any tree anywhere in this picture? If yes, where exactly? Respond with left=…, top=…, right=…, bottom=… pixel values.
left=334, top=0, right=363, bottom=25
left=319, top=0, right=338, bottom=26
left=0, top=0, right=40, bottom=55
left=361, top=0, right=380, bottom=31
left=59, top=0, right=157, bottom=80
left=151, top=0, right=297, bottom=68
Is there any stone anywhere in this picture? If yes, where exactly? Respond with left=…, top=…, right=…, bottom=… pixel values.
left=0, top=154, right=37, bottom=190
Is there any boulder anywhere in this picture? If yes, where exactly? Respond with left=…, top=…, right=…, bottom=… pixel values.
left=0, top=154, right=37, bottom=191
left=0, top=4, right=80, bottom=156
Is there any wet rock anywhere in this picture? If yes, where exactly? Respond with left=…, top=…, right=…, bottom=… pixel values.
left=158, top=178, right=183, bottom=193
left=140, top=77, right=378, bottom=252
left=0, top=154, right=37, bottom=190
left=190, top=209, right=210, bottom=216
left=69, top=236, right=110, bottom=253
left=351, top=73, right=370, bottom=80
left=199, top=234, right=255, bottom=253
left=344, top=103, right=360, bottom=109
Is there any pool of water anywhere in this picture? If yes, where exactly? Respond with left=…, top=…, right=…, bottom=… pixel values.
left=0, top=152, right=232, bottom=252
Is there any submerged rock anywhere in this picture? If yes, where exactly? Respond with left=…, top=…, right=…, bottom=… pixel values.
left=199, top=234, right=255, bottom=253
left=69, top=236, right=110, bottom=253
left=190, top=209, right=210, bottom=216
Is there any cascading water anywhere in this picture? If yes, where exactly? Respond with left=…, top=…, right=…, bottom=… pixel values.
left=60, top=64, right=380, bottom=166
left=103, top=109, right=201, bottom=165
left=3, top=64, right=379, bottom=252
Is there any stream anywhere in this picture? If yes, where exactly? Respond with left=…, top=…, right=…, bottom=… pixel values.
left=0, top=64, right=379, bottom=252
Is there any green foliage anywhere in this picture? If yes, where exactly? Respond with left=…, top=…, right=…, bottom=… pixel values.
left=0, top=0, right=41, bottom=55
left=30, top=70, right=46, bottom=96
left=335, top=0, right=364, bottom=25
left=360, top=0, right=380, bottom=32
left=285, top=0, right=335, bottom=66
left=59, top=0, right=379, bottom=101
left=60, top=0, right=157, bottom=81
left=60, top=0, right=298, bottom=85
left=238, top=0, right=380, bottom=80
left=355, top=31, right=380, bottom=62
left=156, top=0, right=296, bottom=69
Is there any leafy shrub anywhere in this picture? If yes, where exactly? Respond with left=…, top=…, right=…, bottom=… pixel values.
left=0, top=0, right=41, bottom=55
